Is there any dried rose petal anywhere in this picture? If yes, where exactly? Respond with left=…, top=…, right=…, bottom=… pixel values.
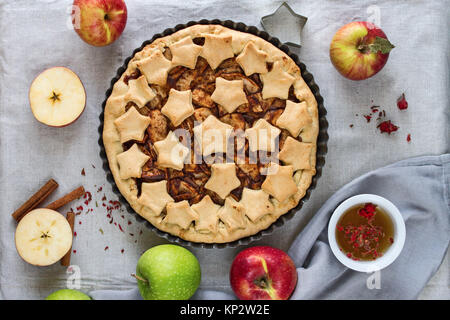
left=397, top=93, right=408, bottom=110
left=377, top=120, right=399, bottom=134
left=358, top=203, right=376, bottom=219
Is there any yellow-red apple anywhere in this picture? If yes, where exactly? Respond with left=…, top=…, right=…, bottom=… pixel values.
left=230, top=246, right=298, bottom=300
left=72, top=0, right=127, bottom=47
left=330, top=21, right=394, bottom=80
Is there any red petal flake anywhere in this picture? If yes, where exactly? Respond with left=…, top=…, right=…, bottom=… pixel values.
left=377, top=120, right=399, bottom=134
left=358, top=203, right=377, bottom=220
left=364, top=115, right=372, bottom=123
left=397, top=93, right=408, bottom=110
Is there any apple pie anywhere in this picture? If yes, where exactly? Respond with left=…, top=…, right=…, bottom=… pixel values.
left=103, top=24, right=319, bottom=243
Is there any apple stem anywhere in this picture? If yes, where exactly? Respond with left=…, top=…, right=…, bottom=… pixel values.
left=131, top=273, right=148, bottom=283
left=357, top=44, right=369, bottom=54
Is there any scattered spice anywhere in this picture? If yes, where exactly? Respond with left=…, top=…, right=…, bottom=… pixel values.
left=81, top=168, right=85, bottom=176
left=377, top=120, right=399, bottom=134
left=99, top=228, right=104, bottom=235
left=406, top=133, right=411, bottom=143
left=121, top=249, right=124, bottom=254
left=104, top=246, right=109, bottom=251
left=370, top=106, right=379, bottom=113
left=363, top=114, right=372, bottom=123
left=83, top=191, right=92, bottom=206
left=73, top=250, right=77, bottom=254
left=397, top=93, right=408, bottom=110
left=91, top=164, right=96, bottom=169
left=349, top=124, right=354, bottom=128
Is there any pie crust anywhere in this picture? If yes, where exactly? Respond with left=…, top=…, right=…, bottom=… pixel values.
left=103, top=24, right=319, bottom=243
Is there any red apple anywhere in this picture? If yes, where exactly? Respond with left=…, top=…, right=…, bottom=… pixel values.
left=329, top=21, right=394, bottom=80
left=230, top=246, right=297, bottom=300
left=72, top=0, right=127, bottom=47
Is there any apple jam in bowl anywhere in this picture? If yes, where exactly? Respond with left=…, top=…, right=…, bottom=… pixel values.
left=328, top=194, right=406, bottom=272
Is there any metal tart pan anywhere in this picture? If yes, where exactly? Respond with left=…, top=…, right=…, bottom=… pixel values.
left=98, top=19, right=328, bottom=249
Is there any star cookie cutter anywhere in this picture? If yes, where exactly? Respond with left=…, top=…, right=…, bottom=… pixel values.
left=261, top=2, right=308, bottom=48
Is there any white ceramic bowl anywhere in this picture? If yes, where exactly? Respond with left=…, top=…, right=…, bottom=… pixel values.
left=328, top=194, right=406, bottom=272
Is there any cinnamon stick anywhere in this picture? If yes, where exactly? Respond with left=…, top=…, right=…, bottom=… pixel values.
left=61, top=212, right=75, bottom=267
left=12, top=179, right=58, bottom=222
left=46, top=186, right=85, bottom=210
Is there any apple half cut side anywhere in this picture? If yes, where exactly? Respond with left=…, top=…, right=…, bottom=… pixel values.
left=29, top=67, right=86, bottom=127
left=15, top=208, right=73, bottom=266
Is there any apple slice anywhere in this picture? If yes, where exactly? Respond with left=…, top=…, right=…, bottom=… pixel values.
left=29, top=67, right=86, bottom=127
left=15, top=208, right=73, bottom=266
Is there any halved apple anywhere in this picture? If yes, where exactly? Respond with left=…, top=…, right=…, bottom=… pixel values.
left=15, top=208, right=73, bottom=266
left=29, top=67, right=86, bottom=127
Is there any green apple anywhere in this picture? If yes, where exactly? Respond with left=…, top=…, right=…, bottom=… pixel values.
left=45, top=289, right=91, bottom=300
left=135, top=244, right=201, bottom=300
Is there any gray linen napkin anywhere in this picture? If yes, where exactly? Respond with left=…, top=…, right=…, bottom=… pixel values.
left=91, top=154, right=450, bottom=300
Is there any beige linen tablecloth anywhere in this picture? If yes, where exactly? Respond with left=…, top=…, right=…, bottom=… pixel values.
left=0, top=0, right=448, bottom=299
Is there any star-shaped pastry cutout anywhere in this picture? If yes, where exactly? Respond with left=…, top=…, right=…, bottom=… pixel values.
left=161, top=89, right=195, bottom=126
left=278, top=136, right=312, bottom=170
left=106, top=96, right=126, bottom=117
left=211, top=77, right=248, bottom=113
left=193, top=115, right=233, bottom=155
left=164, top=200, right=198, bottom=230
left=276, top=101, right=312, bottom=137
left=137, top=50, right=172, bottom=86
left=124, top=75, right=156, bottom=107
left=200, top=34, right=234, bottom=69
left=261, top=162, right=298, bottom=202
left=116, top=144, right=150, bottom=179
left=114, top=107, right=151, bottom=143
left=154, top=131, right=190, bottom=170
left=261, top=61, right=295, bottom=99
left=169, top=36, right=202, bottom=69
left=245, top=118, right=281, bottom=153
left=240, top=188, right=274, bottom=222
left=236, top=41, right=268, bottom=76
left=204, top=163, right=241, bottom=199
left=192, top=195, right=221, bottom=234
left=218, top=197, right=247, bottom=231
left=137, top=180, right=174, bottom=216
